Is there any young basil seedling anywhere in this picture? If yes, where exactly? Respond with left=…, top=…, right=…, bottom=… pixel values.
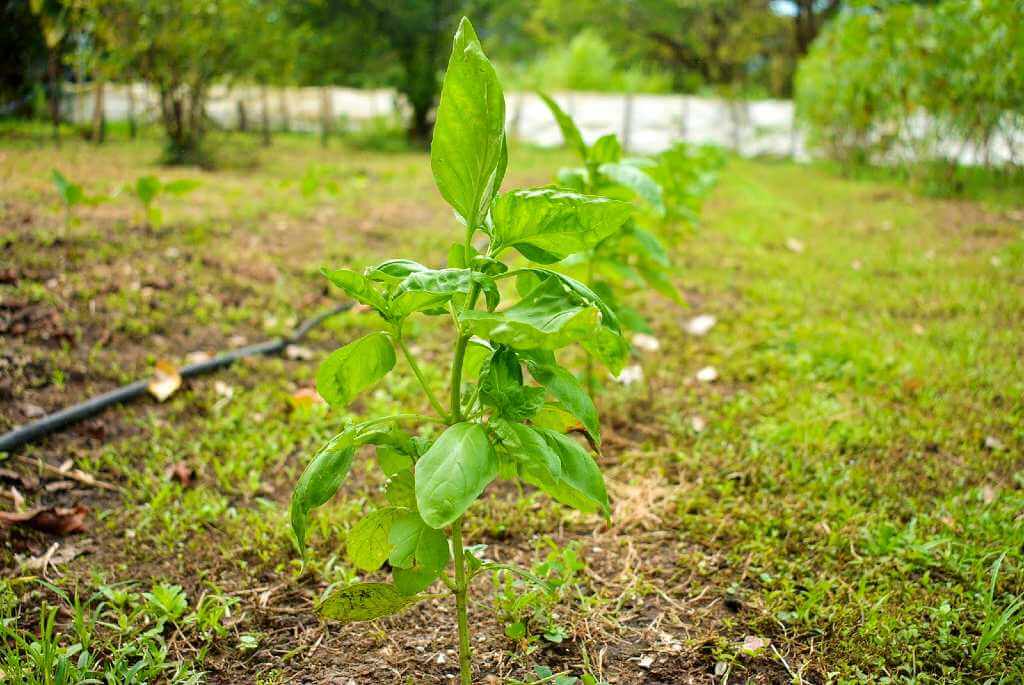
left=289, top=18, right=629, bottom=684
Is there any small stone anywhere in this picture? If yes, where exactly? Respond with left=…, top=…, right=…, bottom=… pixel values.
left=695, top=366, right=718, bottom=383
left=685, top=314, right=717, bottom=336
left=786, top=237, right=805, bottom=253
left=284, top=344, right=314, bottom=361
left=631, top=333, right=660, bottom=352
left=739, top=635, right=769, bottom=654
left=984, top=436, right=1005, bottom=451
left=690, top=415, right=707, bottom=432
left=23, top=403, right=45, bottom=419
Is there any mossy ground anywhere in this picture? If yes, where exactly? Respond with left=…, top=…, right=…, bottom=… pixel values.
left=1, top=128, right=1022, bottom=683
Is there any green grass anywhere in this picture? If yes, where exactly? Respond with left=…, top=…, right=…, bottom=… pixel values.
left=1, top=129, right=1022, bottom=683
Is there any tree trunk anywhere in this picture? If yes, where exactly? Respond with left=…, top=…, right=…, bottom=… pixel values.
left=408, top=99, right=432, bottom=147
left=91, top=80, right=106, bottom=144
left=47, top=49, right=60, bottom=146
left=127, top=83, right=137, bottom=140
left=237, top=100, right=248, bottom=132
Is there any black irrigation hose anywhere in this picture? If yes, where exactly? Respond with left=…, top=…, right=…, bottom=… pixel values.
left=0, top=302, right=353, bottom=453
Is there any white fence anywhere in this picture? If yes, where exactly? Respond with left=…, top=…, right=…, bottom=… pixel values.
left=68, top=83, right=806, bottom=158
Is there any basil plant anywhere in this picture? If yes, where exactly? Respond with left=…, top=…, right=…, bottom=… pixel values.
left=538, top=95, right=723, bottom=338
left=290, top=18, right=629, bottom=684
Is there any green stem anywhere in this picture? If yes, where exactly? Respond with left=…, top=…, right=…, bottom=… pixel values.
left=451, top=517, right=472, bottom=685
left=395, top=331, right=451, bottom=421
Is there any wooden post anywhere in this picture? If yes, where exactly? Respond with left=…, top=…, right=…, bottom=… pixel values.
left=260, top=85, right=271, bottom=147
left=127, top=82, right=138, bottom=139
left=622, top=93, right=634, bottom=151
left=278, top=87, right=290, bottom=133
left=237, top=100, right=248, bottom=132
left=91, top=80, right=105, bottom=143
left=320, top=86, right=332, bottom=147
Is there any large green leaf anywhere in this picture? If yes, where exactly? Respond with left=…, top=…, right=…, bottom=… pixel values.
left=290, top=427, right=360, bottom=554
left=515, top=271, right=629, bottom=374
left=388, top=510, right=450, bottom=592
left=318, top=583, right=419, bottom=623
left=533, top=428, right=610, bottom=516
left=51, top=169, right=84, bottom=207
left=588, top=134, right=622, bottom=165
left=598, top=162, right=665, bottom=217
left=491, top=419, right=561, bottom=486
left=538, top=92, right=587, bottom=161
left=315, top=332, right=396, bottom=408
left=460, top=277, right=601, bottom=354
left=431, top=17, right=506, bottom=228
left=135, top=175, right=160, bottom=206
left=321, top=267, right=389, bottom=314
left=389, top=268, right=473, bottom=318
left=365, top=259, right=430, bottom=287
left=489, top=189, right=631, bottom=263
left=415, top=422, right=497, bottom=529
left=385, top=469, right=417, bottom=509
left=519, top=350, right=600, bottom=445
left=347, top=506, right=404, bottom=572
left=479, top=346, right=545, bottom=421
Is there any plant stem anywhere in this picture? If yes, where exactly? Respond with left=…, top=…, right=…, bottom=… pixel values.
left=451, top=516, right=472, bottom=685
left=396, top=332, right=451, bottom=421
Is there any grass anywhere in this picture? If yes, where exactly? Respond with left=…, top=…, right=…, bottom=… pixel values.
left=1, top=127, right=1022, bottom=683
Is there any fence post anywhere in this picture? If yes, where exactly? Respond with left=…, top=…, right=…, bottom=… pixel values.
left=679, top=96, right=688, bottom=142
left=237, top=100, right=248, bottom=132
left=622, top=93, right=634, bottom=151
left=320, top=86, right=332, bottom=147
left=91, top=80, right=105, bottom=143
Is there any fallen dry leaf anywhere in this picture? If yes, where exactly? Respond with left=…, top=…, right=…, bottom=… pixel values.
left=166, top=461, right=195, bottom=487
left=148, top=360, right=182, bottom=402
left=739, top=635, right=770, bottom=654
left=284, top=344, right=315, bottom=361
left=289, top=387, right=325, bottom=408
left=0, top=505, right=88, bottom=535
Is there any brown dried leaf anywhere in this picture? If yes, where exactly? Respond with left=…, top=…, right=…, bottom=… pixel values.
left=0, top=505, right=89, bottom=535
left=165, top=461, right=195, bottom=487
left=148, top=360, right=182, bottom=402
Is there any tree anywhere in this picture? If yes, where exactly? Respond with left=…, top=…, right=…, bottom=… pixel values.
left=29, top=0, right=69, bottom=143
left=98, top=0, right=249, bottom=164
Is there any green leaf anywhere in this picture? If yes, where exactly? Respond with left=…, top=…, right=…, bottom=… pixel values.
left=290, top=428, right=360, bottom=554
left=532, top=404, right=584, bottom=434
left=415, top=422, right=497, bottom=529
left=51, top=169, right=83, bottom=207
left=388, top=511, right=450, bottom=571
left=365, top=259, right=430, bottom=287
left=318, top=583, right=419, bottom=623
left=347, top=507, right=404, bottom=572
left=491, top=419, right=561, bottom=486
left=460, top=277, right=601, bottom=354
left=135, top=175, right=160, bottom=206
left=598, top=162, right=665, bottom=217
left=532, top=428, right=610, bottom=516
left=321, top=267, right=390, bottom=314
left=315, top=332, right=396, bottom=408
left=377, top=446, right=413, bottom=477
left=556, top=167, right=588, bottom=193
left=520, top=350, right=600, bottom=445
left=623, top=222, right=670, bottom=267
left=389, top=268, right=474, bottom=318
left=385, top=469, right=417, bottom=508
left=479, top=347, right=545, bottom=421
left=489, top=189, right=632, bottom=263
left=588, top=134, right=622, bottom=165
left=162, top=179, right=200, bottom=196
left=538, top=93, right=587, bottom=161
left=431, top=17, right=506, bottom=228
left=520, top=270, right=630, bottom=370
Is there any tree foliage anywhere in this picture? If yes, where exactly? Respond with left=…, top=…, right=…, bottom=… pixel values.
left=796, top=0, right=1024, bottom=174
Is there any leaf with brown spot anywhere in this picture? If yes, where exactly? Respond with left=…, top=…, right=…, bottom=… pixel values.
left=0, top=505, right=89, bottom=535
